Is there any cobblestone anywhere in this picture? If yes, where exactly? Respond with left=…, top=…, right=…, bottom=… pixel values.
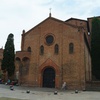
left=0, top=84, right=100, bottom=100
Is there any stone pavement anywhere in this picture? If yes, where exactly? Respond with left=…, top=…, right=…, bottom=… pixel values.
left=0, top=84, right=100, bottom=100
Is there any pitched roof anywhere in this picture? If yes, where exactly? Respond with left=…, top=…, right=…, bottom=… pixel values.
left=23, top=16, right=80, bottom=35
left=65, top=17, right=87, bottom=22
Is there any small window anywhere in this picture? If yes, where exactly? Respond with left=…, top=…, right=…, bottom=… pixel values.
left=55, top=44, right=59, bottom=54
left=27, top=47, right=31, bottom=52
left=69, top=43, right=74, bottom=54
left=40, top=45, right=44, bottom=55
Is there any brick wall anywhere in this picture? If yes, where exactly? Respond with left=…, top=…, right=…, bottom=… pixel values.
left=15, top=17, right=91, bottom=90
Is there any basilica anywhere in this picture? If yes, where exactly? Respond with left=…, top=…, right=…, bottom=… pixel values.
left=15, top=14, right=93, bottom=90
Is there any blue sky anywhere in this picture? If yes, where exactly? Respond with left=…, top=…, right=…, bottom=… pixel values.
left=0, top=0, right=100, bottom=51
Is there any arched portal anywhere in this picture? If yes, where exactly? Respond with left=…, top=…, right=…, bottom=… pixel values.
left=39, top=58, right=60, bottom=88
left=43, top=67, right=55, bottom=88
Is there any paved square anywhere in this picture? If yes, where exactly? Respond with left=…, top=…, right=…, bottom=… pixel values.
left=0, top=84, right=100, bottom=100
left=0, top=97, right=23, bottom=100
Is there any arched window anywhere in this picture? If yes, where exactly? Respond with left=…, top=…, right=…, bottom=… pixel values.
left=40, top=45, right=44, bottom=55
left=22, top=57, right=30, bottom=62
left=27, top=47, right=31, bottom=52
left=22, top=57, right=30, bottom=75
left=69, top=43, right=74, bottom=54
left=15, top=57, right=21, bottom=61
left=55, top=44, right=59, bottom=54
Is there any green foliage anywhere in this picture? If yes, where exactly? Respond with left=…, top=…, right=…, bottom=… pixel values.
left=0, top=71, right=3, bottom=78
left=91, top=17, right=100, bottom=79
left=1, top=33, right=15, bottom=78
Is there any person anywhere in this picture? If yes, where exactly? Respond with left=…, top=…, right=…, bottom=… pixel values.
left=61, top=82, right=67, bottom=90
left=7, top=79, right=10, bottom=85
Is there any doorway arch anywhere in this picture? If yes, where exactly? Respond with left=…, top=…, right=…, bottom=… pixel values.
left=43, top=67, right=55, bottom=88
left=39, top=58, right=60, bottom=88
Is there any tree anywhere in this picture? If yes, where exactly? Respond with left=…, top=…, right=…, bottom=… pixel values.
left=1, top=33, right=15, bottom=78
left=91, top=17, right=100, bottom=79
left=0, top=71, right=3, bottom=79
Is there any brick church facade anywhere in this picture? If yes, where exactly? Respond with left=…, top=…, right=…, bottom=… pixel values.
left=15, top=14, right=92, bottom=90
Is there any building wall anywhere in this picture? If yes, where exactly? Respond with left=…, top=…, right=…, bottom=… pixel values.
left=15, top=17, right=91, bottom=90
left=84, top=42, right=91, bottom=81
left=65, top=18, right=89, bottom=43
left=65, top=18, right=87, bottom=27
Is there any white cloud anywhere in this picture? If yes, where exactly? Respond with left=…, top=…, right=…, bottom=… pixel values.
left=0, top=0, right=100, bottom=51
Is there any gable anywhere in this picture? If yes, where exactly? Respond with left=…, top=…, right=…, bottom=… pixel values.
left=23, top=16, right=79, bottom=36
left=22, top=16, right=81, bottom=54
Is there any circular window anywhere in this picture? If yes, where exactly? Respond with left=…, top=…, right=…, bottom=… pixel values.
left=46, top=35, right=54, bottom=45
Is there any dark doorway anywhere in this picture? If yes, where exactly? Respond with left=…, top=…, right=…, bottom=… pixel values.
left=43, top=67, right=55, bottom=88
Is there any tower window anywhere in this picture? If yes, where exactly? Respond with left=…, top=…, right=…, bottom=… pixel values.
left=40, top=45, right=44, bottom=55
left=55, top=44, right=59, bottom=54
left=27, top=47, right=31, bottom=52
left=69, top=43, right=74, bottom=54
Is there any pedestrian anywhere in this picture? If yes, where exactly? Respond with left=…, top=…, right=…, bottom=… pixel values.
left=61, top=82, right=67, bottom=90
